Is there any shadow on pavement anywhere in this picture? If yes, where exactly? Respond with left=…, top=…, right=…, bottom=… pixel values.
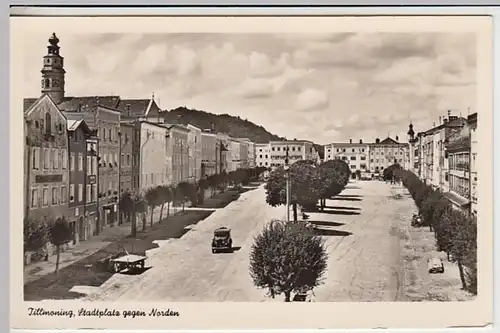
left=308, top=220, right=345, bottom=227
left=313, top=228, right=353, bottom=237
left=197, top=189, right=251, bottom=209
left=317, top=209, right=361, bottom=216
left=333, top=194, right=363, bottom=198
left=345, top=186, right=361, bottom=190
left=121, top=266, right=152, bottom=275
left=232, top=246, right=242, bottom=252
left=330, top=197, right=362, bottom=202
left=320, top=205, right=360, bottom=211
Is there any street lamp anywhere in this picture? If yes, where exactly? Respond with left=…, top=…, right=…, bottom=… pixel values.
left=284, top=146, right=290, bottom=222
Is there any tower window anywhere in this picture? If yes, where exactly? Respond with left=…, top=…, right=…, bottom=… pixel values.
left=44, top=79, right=50, bottom=89
left=35, top=121, right=39, bottom=129
left=45, top=112, right=52, bottom=135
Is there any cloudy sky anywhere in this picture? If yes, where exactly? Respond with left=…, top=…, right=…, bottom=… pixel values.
left=22, top=32, right=476, bottom=144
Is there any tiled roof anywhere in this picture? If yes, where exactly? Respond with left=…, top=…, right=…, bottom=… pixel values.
left=58, top=96, right=120, bottom=112
left=379, top=137, right=399, bottom=145
left=116, top=99, right=150, bottom=117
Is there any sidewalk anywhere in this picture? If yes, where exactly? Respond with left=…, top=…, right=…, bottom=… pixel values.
left=24, top=221, right=134, bottom=285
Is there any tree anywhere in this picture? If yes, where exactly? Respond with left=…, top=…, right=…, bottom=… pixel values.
left=145, top=187, right=161, bottom=227
left=157, top=186, right=172, bottom=220
left=49, top=216, right=72, bottom=275
left=323, top=159, right=350, bottom=187
left=119, top=191, right=137, bottom=237
left=316, top=161, right=348, bottom=211
left=383, top=163, right=402, bottom=181
left=176, top=181, right=192, bottom=212
left=264, top=162, right=321, bottom=221
left=249, top=220, right=328, bottom=302
left=24, top=217, right=49, bottom=258
left=197, top=178, right=209, bottom=203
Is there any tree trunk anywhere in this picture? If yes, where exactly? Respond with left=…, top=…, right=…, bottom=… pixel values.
left=131, top=209, right=137, bottom=237
left=150, top=207, right=154, bottom=226
left=167, top=202, right=170, bottom=217
left=159, top=204, right=165, bottom=222
left=293, top=203, right=298, bottom=222
left=142, top=213, right=147, bottom=231
left=182, top=201, right=185, bottom=212
left=55, top=245, right=61, bottom=275
left=458, top=260, right=467, bottom=290
left=284, top=291, right=291, bottom=302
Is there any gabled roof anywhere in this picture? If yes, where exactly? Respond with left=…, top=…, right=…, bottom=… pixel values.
left=117, top=98, right=162, bottom=118
left=24, top=94, right=64, bottom=119
left=379, top=137, right=399, bottom=145
left=67, top=119, right=91, bottom=133
left=23, top=98, right=39, bottom=112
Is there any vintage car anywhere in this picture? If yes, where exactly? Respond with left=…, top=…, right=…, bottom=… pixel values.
left=428, top=257, right=445, bottom=274
left=212, top=227, right=233, bottom=253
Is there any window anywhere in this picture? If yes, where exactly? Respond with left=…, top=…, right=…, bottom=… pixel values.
left=92, top=184, right=97, bottom=201
left=350, top=156, right=356, bottom=160
left=70, top=153, right=75, bottom=171
left=32, top=148, right=40, bottom=169
left=78, top=184, right=83, bottom=202
left=361, top=156, right=366, bottom=160
left=86, top=185, right=91, bottom=203
left=53, top=149, right=59, bottom=169
left=78, top=153, right=83, bottom=171
left=69, top=184, right=75, bottom=202
left=52, top=187, right=58, bottom=205
left=87, top=156, right=91, bottom=173
left=61, top=186, right=67, bottom=203
left=342, top=149, right=345, bottom=152
left=350, top=165, right=356, bottom=169
left=42, top=187, right=49, bottom=206
left=362, top=149, right=365, bottom=152
left=45, top=113, right=52, bottom=134
left=30, top=188, right=38, bottom=208
left=61, top=150, right=67, bottom=169
left=43, top=148, right=49, bottom=169
left=114, top=153, right=118, bottom=165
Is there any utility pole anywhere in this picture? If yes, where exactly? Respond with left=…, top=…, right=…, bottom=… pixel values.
left=117, top=130, right=122, bottom=225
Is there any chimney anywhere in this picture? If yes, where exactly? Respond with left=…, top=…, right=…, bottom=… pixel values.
left=126, top=104, right=131, bottom=117
left=439, top=116, right=442, bottom=124
left=359, top=139, right=363, bottom=144
left=349, top=138, right=352, bottom=144
left=448, top=110, right=451, bottom=118
left=396, top=135, right=399, bottom=142
left=443, top=118, right=449, bottom=123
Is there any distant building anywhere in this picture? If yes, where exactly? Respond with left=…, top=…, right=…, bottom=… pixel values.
left=468, top=113, right=478, bottom=216
left=255, top=143, right=271, bottom=168
left=201, top=130, right=217, bottom=177
left=166, top=124, right=190, bottom=185
left=187, top=124, right=202, bottom=182
left=215, top=133, right=230, bottom=174
left=136, top=121, right=168, bottom=192
left=368, top=137, right=409, bottom=174
left=229, top=139, right=241, bottom=171
left=324, top=139, right=370, bottom=176
left=259, top=140, right=316, bottom=169
left=117, top=96, right=163, bottom=123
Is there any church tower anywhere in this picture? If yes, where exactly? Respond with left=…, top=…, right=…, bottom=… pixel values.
left=41, top=33, right=65, bottom=103
left=407, top=123, right=415, bottom=171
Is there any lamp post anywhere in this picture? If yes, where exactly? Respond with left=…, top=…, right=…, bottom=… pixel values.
left=284, top=146, right=290, bottom=222
left=117, top=130, right=122, bottom=225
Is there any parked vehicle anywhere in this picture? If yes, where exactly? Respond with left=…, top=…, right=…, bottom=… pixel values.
left=212, top=227, right=233, bottom=253
left=427, top=257, right=445, bottom=274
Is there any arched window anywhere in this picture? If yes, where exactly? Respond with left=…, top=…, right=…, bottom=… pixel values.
left=44, top=79, right=50, bottom=89
left=45, top=112, right=52, bottom=135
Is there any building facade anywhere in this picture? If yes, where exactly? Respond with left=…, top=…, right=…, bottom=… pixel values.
left=444, top=131, right=471, bottom=212
left=137, top=121, right=168, bottom=192
left=468, top=113, right=478, bottom=216
left=368, top=137, right=409, bottom=174
left=215, top=133, right=230, bottom=173
left=267, top=140, right=316, bottom=169
left=236, top=138, right=254, bottom=169
left=166, top=124, right=190, bottom=185
left=324, top=139, right=370, bottom=176
left=255, top=143, right=271, bottom=168
left=187, top=124, right=202, bottom=182
left=201, top=130, right=217, bottom=177
left=229, top=139, right=241, bottom=171
left=119, top=122, right=135, bottom=194
left=66, top=119, right=96, bottom=243
left=24, top=95, right=70, bottom=226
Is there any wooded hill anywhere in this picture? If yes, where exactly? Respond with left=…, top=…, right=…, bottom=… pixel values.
left=162, top=107, right=325, bottom=159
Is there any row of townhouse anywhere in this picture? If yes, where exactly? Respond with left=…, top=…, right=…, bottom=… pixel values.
left=407, top=111, right=478, bottom=216
left=323, top=136, right=410, bottom=177
left=23, top=34, right=260, bottom=256
left=255, top=140, right=320, bottom=169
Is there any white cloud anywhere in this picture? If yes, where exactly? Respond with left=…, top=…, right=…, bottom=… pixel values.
left=296, top=88, right=329, bottom=112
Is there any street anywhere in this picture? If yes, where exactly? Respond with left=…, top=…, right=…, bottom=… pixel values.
left=83, top=180, right=412, bottom=302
